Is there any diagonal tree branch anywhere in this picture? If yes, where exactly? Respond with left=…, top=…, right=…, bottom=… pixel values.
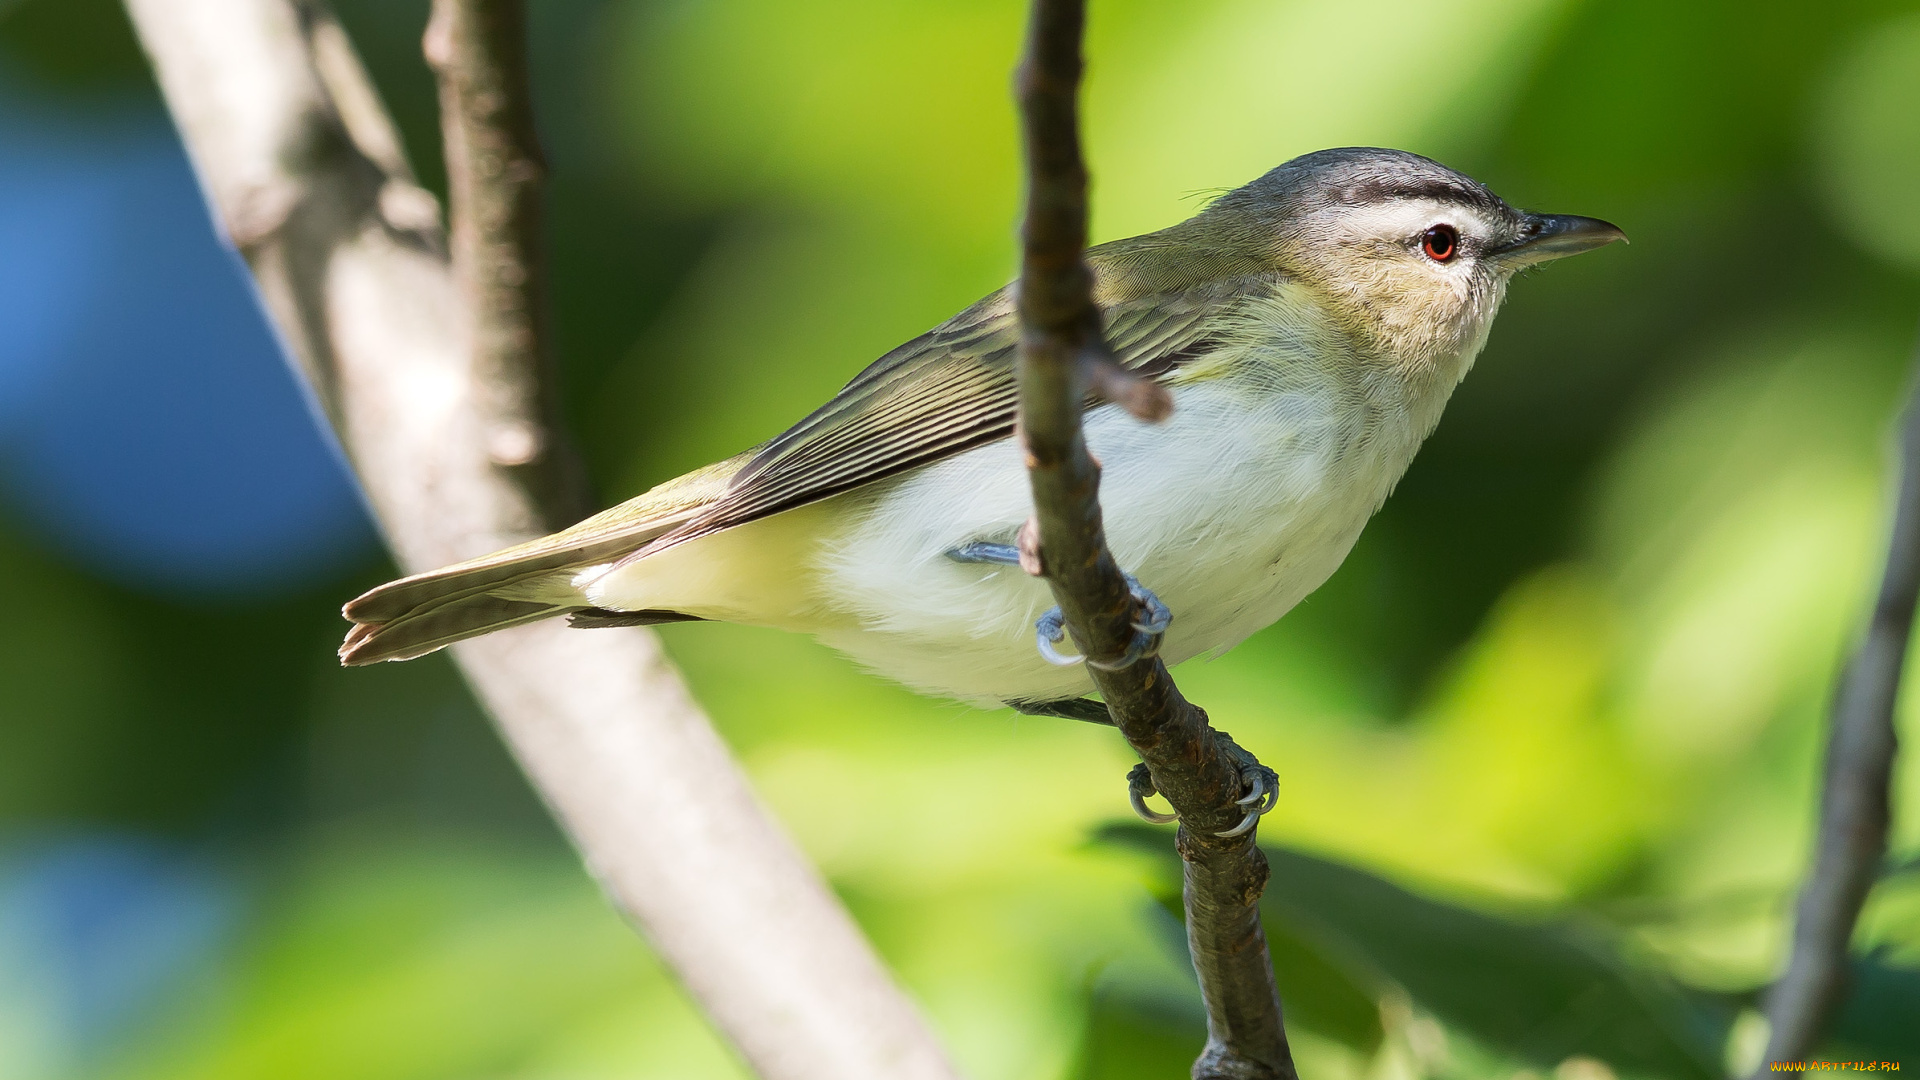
left=1759, top=341, right=1920, bottom=1069
left=1010, top=1, right=1298, bottom=1077
left=122, top=3, right=960, bottom=1078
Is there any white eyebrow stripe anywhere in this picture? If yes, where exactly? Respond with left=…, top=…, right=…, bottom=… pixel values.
left=1339, top=198, right=1504, bottom=245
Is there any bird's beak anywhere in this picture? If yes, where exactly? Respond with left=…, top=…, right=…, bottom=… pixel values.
left=1492, top=213, right=1627, bottom=267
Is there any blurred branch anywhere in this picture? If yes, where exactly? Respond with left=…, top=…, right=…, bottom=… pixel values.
left=1759, top=345, right=1920, bottom=1067
left=423, top=0, right=584, bottom=525
left=1010, top=2, right=1296, bottom=1078
left=121, top=3, right=960, bottom=1078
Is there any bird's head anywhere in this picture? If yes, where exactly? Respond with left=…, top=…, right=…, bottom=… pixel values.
left=1206, top=147, right=1624, bottom=373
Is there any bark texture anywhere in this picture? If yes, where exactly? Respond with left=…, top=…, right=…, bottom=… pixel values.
left=423, top=0, right=584, bottom=523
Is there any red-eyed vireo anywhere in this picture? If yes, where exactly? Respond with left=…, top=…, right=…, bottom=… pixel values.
left=340, top=147, right=1623, bottom=718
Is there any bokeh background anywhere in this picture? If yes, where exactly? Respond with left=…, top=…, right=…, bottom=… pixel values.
left=2, top=0, right=1919, bottom=1076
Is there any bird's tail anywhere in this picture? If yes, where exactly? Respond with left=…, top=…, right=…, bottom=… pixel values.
left=340, top=533, right=697, bottom=665
left=339, top=582, right=581, bottom=666
left=339, top=452, right=756, bottom=665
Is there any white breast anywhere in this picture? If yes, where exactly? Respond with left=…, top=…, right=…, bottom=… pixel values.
left=811, top=297, right=1457, bottom=705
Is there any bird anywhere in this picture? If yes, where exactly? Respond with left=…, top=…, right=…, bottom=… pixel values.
left=339, top=147, right=1623, bottom=720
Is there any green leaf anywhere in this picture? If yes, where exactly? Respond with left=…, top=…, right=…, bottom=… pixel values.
left=1825, top=956, right=1920, bottom=1060
left=1069, top=983, right=1206, bottom=1080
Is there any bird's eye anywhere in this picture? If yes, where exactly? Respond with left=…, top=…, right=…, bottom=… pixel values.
left=1421, top=224, right=1459, bottom=262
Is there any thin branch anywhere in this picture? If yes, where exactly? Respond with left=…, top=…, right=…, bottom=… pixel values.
left=122, top=3, right=960, bottom=1078
left=1010, top=2, right=1296, bottom=1077
left=424, top=0, right=584, bottom=526
left=1759, top=344, right=1920, bottom=1067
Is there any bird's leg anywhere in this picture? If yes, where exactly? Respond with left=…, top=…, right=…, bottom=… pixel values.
left=1008, top=697, right=1114, bottom=725
left=944, top=541, right=1172, bottom=670
left=947, top=541, right=1022, bottom=565
left=958, top=531, right=1270, bottom=834
left=1127, top=739, right=1278, bottom=837
left=944, top=543, right=1082, bottom=663
left=946, top=541, right=1086, bottom=662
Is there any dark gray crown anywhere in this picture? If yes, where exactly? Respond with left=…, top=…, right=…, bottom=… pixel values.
left=1215, top=147, right=1515, bottom=223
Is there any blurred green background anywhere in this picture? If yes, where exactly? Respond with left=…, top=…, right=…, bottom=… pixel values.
left=2, top=0, right=1919, bottom=1076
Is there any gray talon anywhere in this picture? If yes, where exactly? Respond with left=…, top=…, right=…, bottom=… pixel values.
left=1121, top=738, right=1277, bottom=836
left=1216, top=808, right=1261, bottom=838
left=1125, top=750, right=1276, bottom=835
left=1035, top=607, right=1085, bottom=666
left=1131, top=584, right=1172, bottom=635
left=1130, top=787, right=1178, bottom=825
left=1127, top=763, right=1177, bottom=825
left=1235, top=770, right=1266, bottom=807
left=1214, top=760, right=1279, bottom=838
left=1086, top=575, right=1173, bottom=671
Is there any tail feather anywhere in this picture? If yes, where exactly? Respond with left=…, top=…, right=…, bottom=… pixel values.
left=339, top=522, right=685, bottom=665
left=343, top=523, right=662, bottom=626
left=340, top=593, right=577, bottom=665
left=339, top=448, right=760, bottom=665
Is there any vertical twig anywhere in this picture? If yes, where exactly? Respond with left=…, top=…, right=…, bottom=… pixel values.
left=123, top=3, right=961, bottom=1078
left=1759, top=349, right=1920, bottom=1068
left=424, top=0, right=585, bottom=527
left=1010, top=1, right=1297, bottom=1076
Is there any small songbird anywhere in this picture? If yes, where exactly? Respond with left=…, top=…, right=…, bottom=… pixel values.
left=340, top=147, right=1622, bottom=716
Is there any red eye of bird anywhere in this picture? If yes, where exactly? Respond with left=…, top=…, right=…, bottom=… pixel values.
left=1422, top=224, right=1459, bottom=262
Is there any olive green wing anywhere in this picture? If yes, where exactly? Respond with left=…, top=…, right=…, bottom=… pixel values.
left=645, top=266, right=1270, bottom=554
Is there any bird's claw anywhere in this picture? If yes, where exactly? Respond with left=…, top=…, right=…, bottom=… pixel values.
left=1216, top=760, right=1279, bottom=838
left=1127, top=763, right=1177, bottom=824
left=1032, top=574, right=1170, bottom=670
left=1035, top=607, right=1083, bottom=666
left=1125, top=756, right=1278, bottom=837
left=1090, top=578, right=1172, bottom=671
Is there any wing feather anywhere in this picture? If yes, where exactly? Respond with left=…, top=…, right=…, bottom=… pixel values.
left=634, top=265, right=1275, bottom=559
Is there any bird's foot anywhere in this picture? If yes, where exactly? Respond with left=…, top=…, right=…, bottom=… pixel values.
left=1034, top=606, right=1079, bottom=665
left=1034, top=575, right=1171, bottom=670
left=1216, top=753, right=1279, bottom=838
left=944, top=542, right=1171, bottom=670
left=1125, top=744, right=1278, bottom=838
left=1127, top=763, right=1178, bottom=824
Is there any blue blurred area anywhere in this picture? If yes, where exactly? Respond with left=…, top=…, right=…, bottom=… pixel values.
left=0, top=89, right=376, bottom=597
left=0, top=836, right=236, bottom=1072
